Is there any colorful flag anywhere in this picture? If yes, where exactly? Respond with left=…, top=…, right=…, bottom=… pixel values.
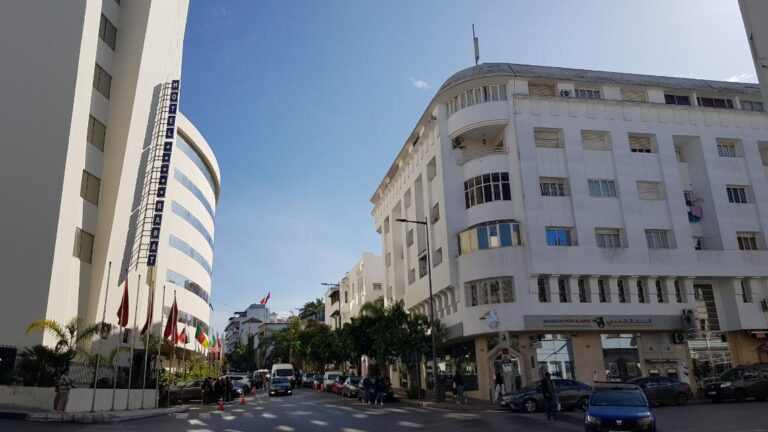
left=263, top=292, right=271, bottom=305
left=211, top=333, right=218, bottom=353
left=177, top=327, right=187, bottom=345
left=140, top=284, right=155, bottom=335
left=163, top=298, right=178, bottom=340
left=195, top=324, right=208, bottom=345
left=116, top=278, right=129, bottom=328
left=259, top=295, right=266, bottom=305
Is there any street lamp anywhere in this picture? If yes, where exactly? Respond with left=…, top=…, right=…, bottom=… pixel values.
left=322, top=282, right=341, bottom=329
left=395, top=217, right=441, bottom=403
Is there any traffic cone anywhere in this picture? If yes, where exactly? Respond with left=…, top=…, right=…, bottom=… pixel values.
left=240, top=395, right=246, bottom=405
left=251, top=387, right=256, bottom=396
left=217, top=397, right=224, bottom=410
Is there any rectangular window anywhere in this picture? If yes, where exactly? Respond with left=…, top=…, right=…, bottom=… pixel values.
left=463, top=172, right=511, bottom=209
left=537, top=278, right=549, bottom=303
left=98, top=14, right=117, bottom=50
left=588, top=179, right=617, bottom=198
left=737, top=232, right=759, bottom=250
left=598, top=279, right=608, bottom=303
left=93, top=63, right=112, bottom=99
left=546, top=227, right=574, bottom=246
left=595, top=228, right=622, bottom=248
left=581, top=130, right=611, bottom=150
left=404, top=189, right=411, bottom=208
left=408, top=269, right=416, bottom=284
left=385, top=252, right=391, bottom=267
left=80, top=171, right=101, bottom=205
left=406, top=229, right=414, bottom=246
left=578, top=279, right=589, bottom=303
left=740, top=280, right=753, bottom=302
left=674, top=280, right=683, bottom=303
left=540, top=177, right=568, bottom=197
left=741, top=100, right=764, bottom=112
left=418, top=255, right=428, bottom=278
left=717, top=141, right=738, bottom=158
left=646, top=230, right=671, bottom=249
left=628, top=134, right=653, bottom=153
left=373, top=283, right=382, bottom=291
left=529, top=83, right=556, bottom=96
left=73, top=228, right=95, bottom=263
left=637, top=280, right=647, bottom=303
left=697, top=97, right=734, bottom=109
left=558, top=278, right=570, bottom=303
left=87, top=115, right=107, bottom=151
left=534, top=129, right=563, bottom=148
left=655, top=280, right=666, bottom=303
left=575, top=88, right=601, bottom=100
left=433, top=247, right=442, bottom=267
left=431, top=203, right=440, bottom=223
left=637, top=181, right=663, bottom=200
left=427, top=157, right=437, bottom=181
left=683, top=191, right=694, bottom=206
left=664, top=94, right=691, bottom=106
left=726, top=186, right=749, bottom=203
left=617, top=280, right=628, bottom=303
left=621, top=89, right=647, bottom=102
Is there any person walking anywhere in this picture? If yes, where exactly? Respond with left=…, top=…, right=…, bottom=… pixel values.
left=55, top=367, right=73, bottom=413
left=494, top=372, right=505, bottom=404
left=225, top=377, right=233, bottom=402
left=453, top=369, right=466, bottom=404
left=541, top=372, right=559, bottom=421
left=360, top=375, right=370, bottom=403
left=374, top=376, right=386, bottom=406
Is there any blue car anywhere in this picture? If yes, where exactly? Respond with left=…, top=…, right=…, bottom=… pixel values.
left=584, top=383, right=656, bottom=432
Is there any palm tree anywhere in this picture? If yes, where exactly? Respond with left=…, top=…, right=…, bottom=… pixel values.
left=298, top=298, right=324, bottom=320
left=359, top=297, right=386, bottom=319
left=26, top=317, right=112, bottom=363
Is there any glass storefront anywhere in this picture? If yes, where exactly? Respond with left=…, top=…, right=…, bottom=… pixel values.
left=602, top=334, right=642, bottom=382
left=535, top=335, right=575, bottom=380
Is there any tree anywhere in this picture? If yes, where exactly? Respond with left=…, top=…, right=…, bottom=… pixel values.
left=26, top=317, right=112, bottom=364
left=298, top=298, right=325, bottom=321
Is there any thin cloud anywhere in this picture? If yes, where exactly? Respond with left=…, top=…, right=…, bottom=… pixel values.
left=409, top=77, right=429, bottom=89
left=724, top=73, right=757, bottom=83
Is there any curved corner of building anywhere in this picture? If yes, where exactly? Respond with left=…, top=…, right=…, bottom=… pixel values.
left=176, top=112, right=222, bottom=200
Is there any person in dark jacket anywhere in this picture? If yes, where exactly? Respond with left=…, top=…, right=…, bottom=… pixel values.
left=453, top=370, right=466, bottom=404
left=225, top=377, right=233, bottom=402
left=374, top=377, right=386, bottom=405
left=494, top=372, right=505, bottom=404
left=213, top=377, right=223, bottom=402
left=541, top=372, right=559, bottom=420
left=360, top=375, right=371, bottom=403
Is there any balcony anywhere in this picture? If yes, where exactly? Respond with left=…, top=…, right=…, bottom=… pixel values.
left=452, top=123, right=507, bottom=165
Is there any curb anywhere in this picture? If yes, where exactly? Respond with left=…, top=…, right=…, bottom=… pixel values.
left=23, top=405, right=188, bottom=423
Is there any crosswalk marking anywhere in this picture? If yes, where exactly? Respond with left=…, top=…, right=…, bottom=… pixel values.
left=175, top=413, right=188, bottom=419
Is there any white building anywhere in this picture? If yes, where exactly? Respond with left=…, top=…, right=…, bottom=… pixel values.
left=740, top=0, right=768, bottom=107
left=0, top=0, right=220, bottom=355
left=323, top=253, right=385, bottom=328
left=224, top=304, right=270, bottom=354
left=371, top=63, right=768, bottom=399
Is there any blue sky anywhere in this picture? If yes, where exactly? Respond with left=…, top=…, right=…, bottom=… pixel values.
left=179, top=0, right=757, bottom=333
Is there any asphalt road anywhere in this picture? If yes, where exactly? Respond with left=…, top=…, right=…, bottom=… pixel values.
left=1, top=387, right=767, bottom=432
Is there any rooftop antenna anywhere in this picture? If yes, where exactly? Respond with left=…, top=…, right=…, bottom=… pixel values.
left=473, top=24, right=480, bottom=65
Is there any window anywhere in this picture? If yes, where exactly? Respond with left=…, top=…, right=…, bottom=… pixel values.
left=344, top=292, right=348, bottom=303
left=621, top=89, right=647, bottom=102
left=741, top=100, right=764, bottom=112
left=529, top=82, right=556, bottom=96
left=80, top=171, right=101, bottom=205
left=385, top=252, right=391, bottom=267
left=655, top=280, right=666, bottom=303
left=588, top=179, right=617, bottom=198
left=171, top=201, right=214, bottom=248
left=98, top=14, right=117, bottom=50
left=575, top=88, right=601, bottom=99
left=466, top=277, right=514, bottom=306
left=167, top=269, right=210, bottom=303
left=406, top=229, right=414, bottom=246
left=737, top=232, right=759, bottom=250
left=637, top=181, right=663, bottom=200
left=432, top=248, right=442, bottom=267
left=418, top=255, right=428, bottom=278
left=558, top=278, right=570, bottom=303
left=727, top=186, right=749, bottom=204
left=540, top=178, right=568, bottom=197
left=697, top=97, right=734, bottom=109
left=637, top=280, right=647, bottom=303
left=458, top=220, right=521, bottom=255
left=537, top=278, right=549, bottom=303
left=463, top=172, right=511, bottom=209
left=595, top=228, right=622, bottom=248
left=617, top=280, right=627, bottom=303
left=740, top=280, right=753, bottom=303
left=169, top=234, right=213, bottom=275
left=646, top=230, right=670, bottom=249
left=674, top=280, right=683, bottom=303
left=87, top=115, right=106, bottom=151
left=717, top=141, right=738, bottom=158
left=174, top=169, right=216, bottom=218
left=598, top=279, right=608, bottom=303
left=93, top=63, right=112, bottom=99
left=534, top=129, right=563, bottom=148
left=628, top=134, right=653, bottom=153
left=683, top=191, right=694, bottom=206
left=447, top=84, right=506, bottom=115
left=408, top=269, right=416, bottom=284
left=665, top=94, right=691, bottom=106
left=578, top=279, right=589, bottom=303
left=404, top=188, right=411, bottom=209
left=431, top=203, right=440, bottom=223
left=177, top=135, right=217, bottom=194
left=546, top=227, right=574, bottom=246
left=582, top=130, right=611, bottom=151
left=372, top=283, right=382, bottom=291
left=427, top=157, right=437, bottom=181
left=73, top=228, right=94, bottom=263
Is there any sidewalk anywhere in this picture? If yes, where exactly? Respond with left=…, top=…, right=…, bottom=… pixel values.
left=393, top=389, right=499, bottom=412
left=0, top=403, right=188, bottom=423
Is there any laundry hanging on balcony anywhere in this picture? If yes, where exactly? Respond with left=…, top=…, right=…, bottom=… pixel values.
left=687, top=205, right=703, bottom=222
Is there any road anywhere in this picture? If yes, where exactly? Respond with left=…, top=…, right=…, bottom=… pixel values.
left=1, top=387, right=767, bottom=431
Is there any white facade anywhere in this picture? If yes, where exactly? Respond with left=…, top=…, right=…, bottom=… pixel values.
left=371, top=63, right=768, bottom=397
left=0, top=0, right=220, bottom=352
left=741, top=0, right=768, bottom=107
left=323, top=253, right=385, bottom=328
left=224, top=304, right=270, bottom=354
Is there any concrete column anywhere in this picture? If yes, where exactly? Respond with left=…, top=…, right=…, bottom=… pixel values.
left=549, top=275, right=566, bottom=303
left=530, top=276, right=542, bottom=303
left=588, top=276, right=602, bottom=303
left=732, top=277, right=745, bottom=303
left=663, top=277, right=678, bottom=305
left=570, top=333, right=605, bottom=385
left=568, top=276, right=582, bottom=303
left=647, top=277, right=659, bottom=304
left=626, top=276, right=639, bottom=304
left=682, top=277, right=696, bottom=305
left=607, top=277, right=620, bottom=304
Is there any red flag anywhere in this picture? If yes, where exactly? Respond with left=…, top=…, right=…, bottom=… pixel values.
left=140, top=284, right=155, bottom=335
left=116, top=279, right=129, bottom=328
left=163, top=298, right=178, bottom=340
left=264, top=292, right=271, bottom=305
left=259, top=295, right=266, bottom=305
left=177, top=327, right=187, bottom=345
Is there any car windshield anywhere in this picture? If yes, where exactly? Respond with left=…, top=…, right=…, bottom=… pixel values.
left=275, top=370, right=293, bottom=377
left=350, top=377, right=361, bottom=384
left=328, top=374, right=339, bottom=380
left=272, top=377, right=289, bottom=384
left=591, top=390, right=647, bottom=407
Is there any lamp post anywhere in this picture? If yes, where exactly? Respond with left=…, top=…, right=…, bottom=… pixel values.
left=321, top=282, right=341, bottom=329
left=396, top=217, right=440, bottom=403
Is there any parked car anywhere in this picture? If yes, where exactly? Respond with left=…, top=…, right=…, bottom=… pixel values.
left=705, top=363, right=768, bottom=403
left=323, top=371, right=341, bottom=392
left=584, top=382, right=656, bottom=432
left=303, top=373, right=316, bottom=388
left=228, top=375, right=251, bottom=394
left=313, top=374, right=324, bottom=390
left=627, top=376, right=692, bottom=406
left=331, top=375, right=347, bottom=395
left=169, top=380, right=204, bottom=402
left=357, top=377, right=395, bottom=402
left=342, top=376, right=361, bottom=398
left=233, top=380, right=250, bottom=398
left=272, top=363, right=295, bottom=388
left=269, top=376, right=293, bottom=396
left=502, top=379, right=592, bottom=413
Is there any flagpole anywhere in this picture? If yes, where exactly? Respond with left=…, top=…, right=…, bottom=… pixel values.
left=180, top=325, right=187, bottom=402
left=167, top=290, right=177, bottom=407
left=126, top=273, right=141, bottom=410
left=90, top=261, right=112, bottom=412
left=111, top=270, right=128, bottom=411
left=141, top=275, right=155, bottom=409
left=154, top=285, right=166, bottom=409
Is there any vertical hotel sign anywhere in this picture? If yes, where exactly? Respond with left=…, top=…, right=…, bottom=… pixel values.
left=148, top=80, right=180, bottom=267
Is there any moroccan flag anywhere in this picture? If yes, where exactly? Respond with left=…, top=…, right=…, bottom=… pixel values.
left=116, top=279, right=129, bottom=328
left=195, top=324, right=208, bottom=346
left=259, top=295, right=266, bottom=305
left=140, top=284, right=155, bottom=335
left=163, top=298, right=178, bottom=340
left=263, top=292, right=271, bottom=305
left=177, top=327, right=187, bottom=345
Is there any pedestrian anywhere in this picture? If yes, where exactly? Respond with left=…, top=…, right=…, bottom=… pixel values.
left=360, top=374, right=371, bottom=403
left=541, top=372, right=559, bottom=420
left=225, top=377, right=233, bottom=402
left=55, top=367, right=73, bottom=413
left=453, top=369, right=466, bottom=404
left=202, top=378, right=212, bottom=404
left=214, top=377, right=223, bottom=402
left=374, top=376, right=386, bottom=406
left=494, top=372, right=505, bottom=404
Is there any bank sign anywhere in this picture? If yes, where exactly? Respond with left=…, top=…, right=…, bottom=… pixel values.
left=523, top=315, right=682, bottom=331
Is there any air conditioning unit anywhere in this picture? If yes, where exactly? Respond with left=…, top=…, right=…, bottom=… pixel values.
left=452, top=137, right=464, bottom=149
left=560, top=89, right=571, bottom=97
left=672, top=332, right=687, bottom=344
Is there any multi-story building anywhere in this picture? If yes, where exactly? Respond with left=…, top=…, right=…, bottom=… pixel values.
left=371, top=63, right=768, bottom=399
left=0, top=0, right=220, bottom=355
left=323, top=253, right=385, bottom=328
left=224, top=304, right=270, bottom=354
left=741, top=0, right=768, bottom=107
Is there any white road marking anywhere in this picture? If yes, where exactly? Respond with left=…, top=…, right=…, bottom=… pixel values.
left=199, top=412, right=211, bottom=419
left=175, top=413, right=189, bottom=419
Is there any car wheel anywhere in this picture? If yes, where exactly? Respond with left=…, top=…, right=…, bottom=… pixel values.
left=577, top=396, right=589, bottom=411
left=523, top=398, right=538, bottom=413
left=735, top=389, right=746, bottom=403
left=674, top=392, right=688, bottom=406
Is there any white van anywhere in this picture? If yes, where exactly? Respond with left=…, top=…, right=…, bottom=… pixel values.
left=271, top=363, right=295, bottom=387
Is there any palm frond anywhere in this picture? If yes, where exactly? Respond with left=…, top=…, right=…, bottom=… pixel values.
left=26, top=319, right=67, bottom=342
